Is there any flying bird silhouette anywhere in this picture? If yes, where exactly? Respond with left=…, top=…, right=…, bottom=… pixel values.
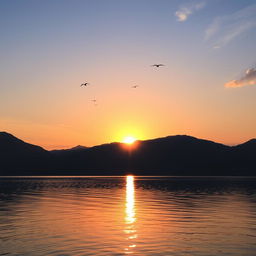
left=131, top=85, right=139, bottom=88
left=151, top=64, right=165, bottom=68
left=80, top=82, right=89, bottom=87
left=91, top=99, right=98, bottom=106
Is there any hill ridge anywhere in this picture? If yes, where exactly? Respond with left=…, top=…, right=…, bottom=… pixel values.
left=0, top=131, right=255, bottom=176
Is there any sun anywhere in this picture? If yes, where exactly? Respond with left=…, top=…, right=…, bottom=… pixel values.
left=123, top=136, right=137, bottom=144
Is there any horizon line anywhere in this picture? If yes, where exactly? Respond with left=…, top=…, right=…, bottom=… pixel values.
left=1, top=131, right=255, bottom=151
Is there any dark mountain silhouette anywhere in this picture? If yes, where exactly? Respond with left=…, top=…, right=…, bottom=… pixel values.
left=0, top=132, right=255, bottom=176
left=0, top=132, right=52, bottom=175
left=0, top=132, right=46, bottom=153
left=51, top=145, right=87, bottom=155
left=235, top=139, right=256, bottom=151
left=232, top=139, right=256, bottom=171
left=69, top=145, right=87, bottom=151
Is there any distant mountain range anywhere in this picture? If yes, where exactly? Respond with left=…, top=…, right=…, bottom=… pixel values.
left=0, top=131, right=255, bottom=176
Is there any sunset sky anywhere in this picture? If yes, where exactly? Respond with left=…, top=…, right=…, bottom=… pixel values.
left=1, top=0, right=256, bottom=149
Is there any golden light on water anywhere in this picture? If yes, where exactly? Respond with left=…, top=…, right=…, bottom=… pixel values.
left=125, top=175, right=136, bottom=224
left=124, top=175, right=137, bottom=254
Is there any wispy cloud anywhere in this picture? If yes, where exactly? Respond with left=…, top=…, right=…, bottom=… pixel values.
left=206, top=4, right=256, bottom=48
left=225, top=68, right=256, bottom=88
left=175, top=2, right=205, bottom=22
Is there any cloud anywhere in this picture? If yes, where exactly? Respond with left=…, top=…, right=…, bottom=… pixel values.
left=225, top=68, right=256, bottom=88
left=175, top=2, right=205, bottom=22
left=206, top=4, right=256, bottom=48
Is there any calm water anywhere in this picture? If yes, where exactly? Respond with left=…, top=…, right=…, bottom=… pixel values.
left=0, top=176, right=256, bottom=256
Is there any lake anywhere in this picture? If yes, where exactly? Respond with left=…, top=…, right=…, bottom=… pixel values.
left=0, top=176, right=256, bottom=256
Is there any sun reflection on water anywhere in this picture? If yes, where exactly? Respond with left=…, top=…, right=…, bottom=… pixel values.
left=124, top=175, right=137, bottom=254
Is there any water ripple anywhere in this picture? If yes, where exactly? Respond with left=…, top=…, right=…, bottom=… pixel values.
left=0, top=176, right=256, bottom=255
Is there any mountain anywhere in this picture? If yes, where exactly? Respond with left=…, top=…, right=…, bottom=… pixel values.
left=0, top=132, right=255, bottom=176
left=0, top=132, right=51, bottom=175
left=235, top=139, right=256, bottom=151
left=232, top=139, right=256, bottom=170
left=52, top=135, right=231, bottom=175
left=0, top=132, right=47, bottom=154
left=51, top=145, right=87, bottom=155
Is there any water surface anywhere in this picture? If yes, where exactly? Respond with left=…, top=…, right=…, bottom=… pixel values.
left=0, top=176, right=256, bottom=255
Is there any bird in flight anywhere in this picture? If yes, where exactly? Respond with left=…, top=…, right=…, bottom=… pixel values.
left=131, top=85, right=139, bottom=88
left=81, top=82, right=89, bottom=87
left=91, top=99, right=98, bottom=106
left=151, top=64, right=165, bottom=68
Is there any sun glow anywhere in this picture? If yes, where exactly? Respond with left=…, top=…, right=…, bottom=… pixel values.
left=123, top=136, right=137, bottom=144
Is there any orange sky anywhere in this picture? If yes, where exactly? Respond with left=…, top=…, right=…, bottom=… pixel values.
left=1, top=1, right=256, bottom=149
